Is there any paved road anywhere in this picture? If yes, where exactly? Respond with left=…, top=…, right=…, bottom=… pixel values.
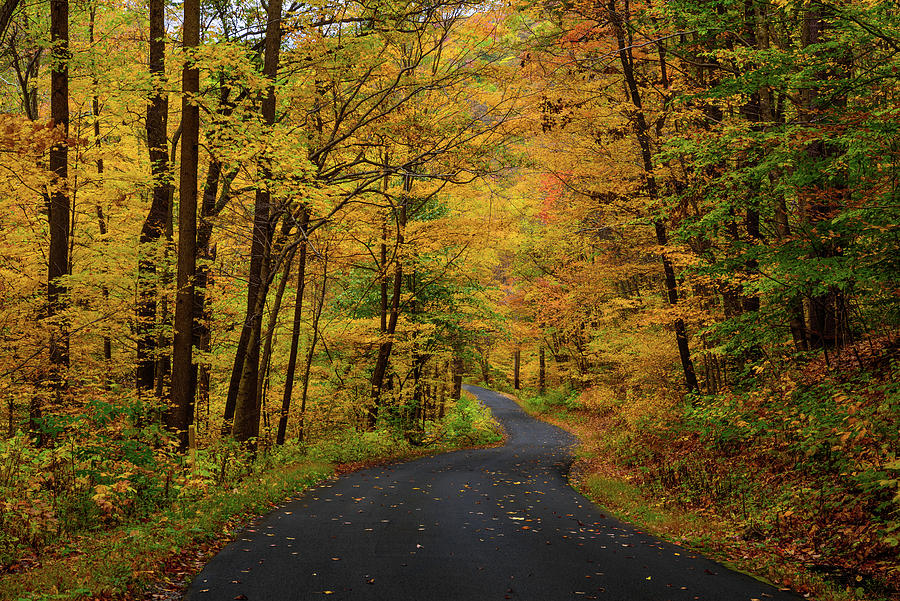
left=186, top=385, right=798, bottom=600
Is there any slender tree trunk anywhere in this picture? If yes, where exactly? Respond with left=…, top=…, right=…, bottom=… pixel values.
left=479, top=344, right=490, bottom=385
left=194, top=94, right=239, bottom=422
left=137, top=0, right=169, bottom=394
left=367, top=202, right=406, bottom=430
left=366, top=200, right=389, bottom=429
left=194, top=160, right=236, bottom=425
left=89, top=8, right=111, bottom=365
left=231, top=0, right=282, bottom=443
left=0, top=0, right=19, bottom=43
left=257, top=246, right=296, bottom=415
left=194, top=160, right=222, bottom=426
left=154, top=181, right=175, bottom=399
left=380, top=218, right=388, bottom=334
left=298, top=256, right=327, bottom=443
left=800, top=7, right=847, bottom=350
left=513, top=348, right=520, bottom=390
left=169, top=0, right=200, bottom=449
left=609, top=0, right=698, bottom=393
left=451, top=354, right=463, bottom=401
left=538, top=346, right=546, bottom=395
left=222, top=318, right=249, bottom=433
left=276, top=208, right=309, bottom=445
left=231, top=280, right=267, bottom=442
left=438, top=360, right=449, bottom=418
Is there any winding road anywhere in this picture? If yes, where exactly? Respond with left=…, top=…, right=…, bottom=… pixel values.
left=186, top=385, right=799, bottom=600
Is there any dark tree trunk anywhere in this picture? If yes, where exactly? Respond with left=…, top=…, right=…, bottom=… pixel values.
left=538, top=346, right=546, bottom=395
left=194, top=160, right=221, bottom=425
left=451, top=354, right=463, bottom=401
left=276, top=208, right=309, bottom=445
left=298, top=259, right=327, bottom=443
left=231, top=0, right=282, bottom=443
left=0, top=0, right=19, bottom=43
left=367, top=202, right=406, bottom=430
left=169, top=0, right=200, bottom=450
left=38, top=0, right=70, bottom=443
left=47, top=0, right=69, bottom=372
left=610, top=0, right=698, bottom=393
left=479, top=345, right=490, bottom=385
left=89, top=8, right=111, bottom=365
left=800, top=7, right=847, bottom=351
left=257, top=246, right=296, bottom=420
left=513, top=349, right=520, bottom=390
left=154, top=188, right=175, bottom=400
left=137, top=0, right=170, bottom=394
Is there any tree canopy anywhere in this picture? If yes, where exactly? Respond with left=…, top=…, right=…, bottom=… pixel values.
left=1, top=0, right=899, bottom=597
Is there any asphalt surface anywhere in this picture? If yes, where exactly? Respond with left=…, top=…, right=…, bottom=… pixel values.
left=186, top=385, right=799, bottom=601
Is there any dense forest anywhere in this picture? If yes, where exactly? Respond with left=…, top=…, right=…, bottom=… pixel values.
left=1, top=0, right=898, bottom=598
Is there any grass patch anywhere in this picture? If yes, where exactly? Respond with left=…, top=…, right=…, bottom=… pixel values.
left=0, top=393, right=502, bottom=600
left=0, top=461, right=332, bottom=601
left=580, top=474, right=670, bottom=529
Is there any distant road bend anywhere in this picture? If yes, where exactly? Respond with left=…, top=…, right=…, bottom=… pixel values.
left=187, top=385, right=799, bottom=601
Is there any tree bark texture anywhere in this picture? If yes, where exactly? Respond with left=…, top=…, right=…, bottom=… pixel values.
left=137, top=0, right=170, bottom=394
left=231, top=0, right=282, bottom=443
left=169, top=0, right=200, bottom=449
left=48, top=0, right=70, bottom=371
left=513, top=349, right=520, bottom=390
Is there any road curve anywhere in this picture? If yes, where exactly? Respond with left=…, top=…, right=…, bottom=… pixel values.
left=186, top=385, right=799, bottom=601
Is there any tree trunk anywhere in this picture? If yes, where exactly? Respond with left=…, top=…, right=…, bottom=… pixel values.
left=169, top=0, right=200, bottom=449
left=513, top=348, right=520, bottom=390
left=137, top=0, right=169, bottom=394
left=37, top=0, right=70, bottom=444
left=800, top=7, right=847, bottom=351
left=194, top=160, right=222, bottom=427
left=298, top=256, right=328, bottom=443
left=538, top=346, right=546, bottom=395
left=231, top=0, right=282, bottom=443
left=257, top=245, right=296, bottom=421
left=231, top=282, right=267, bottom=442
left=451, top=354, right=463, bottom=401
left=0, top=0, right=19, bottom=43
left=479, top=345, right=490, bottom=385
left=610, top=0, right=698, bottom=393
left=367, top=202, right=406, bottom=430
left=276, top=208, right=309, bottom=445
left=47, top=0, right=69, bottom=372
left=89, top=8, right=111, bottom=365
left=437, top=362, right=448, bottom=420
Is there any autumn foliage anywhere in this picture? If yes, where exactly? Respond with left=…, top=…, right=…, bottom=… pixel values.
left=1, top=0, right=900, bottom=598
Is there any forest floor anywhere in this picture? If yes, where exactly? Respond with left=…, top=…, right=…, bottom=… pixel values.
left=505, top=370, right=900, bottom=601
